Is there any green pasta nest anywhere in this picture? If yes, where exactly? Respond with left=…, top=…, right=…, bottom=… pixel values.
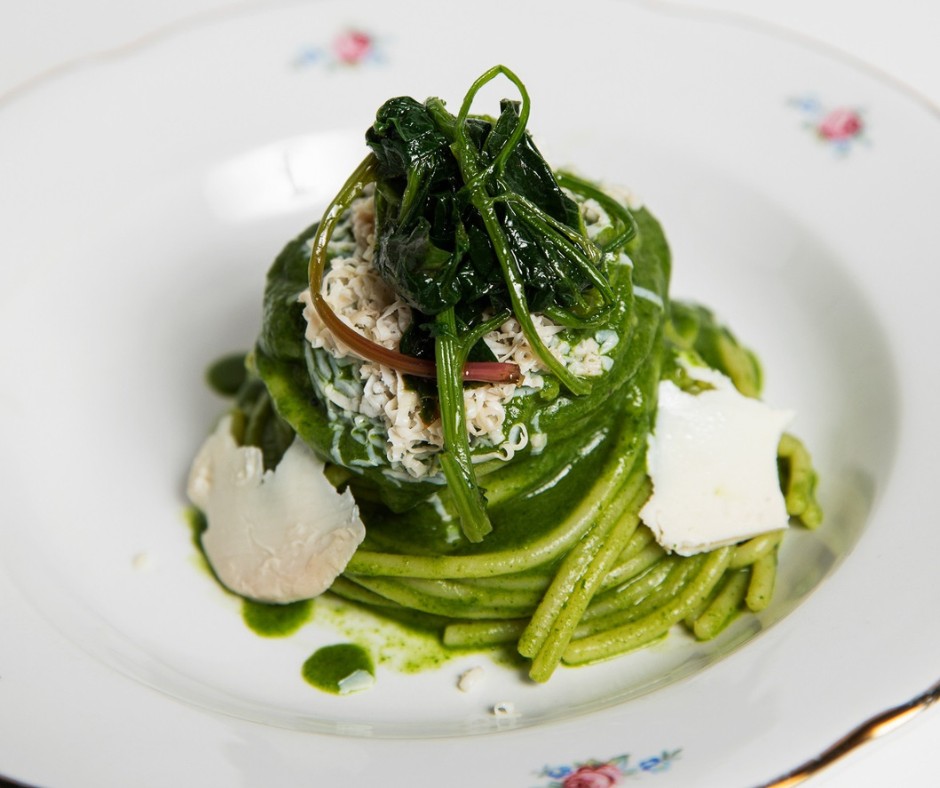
left=200, top=66, right=822, bottom=682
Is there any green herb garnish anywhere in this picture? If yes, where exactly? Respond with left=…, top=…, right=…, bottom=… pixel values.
left=307, top=65, right=636, bottom=541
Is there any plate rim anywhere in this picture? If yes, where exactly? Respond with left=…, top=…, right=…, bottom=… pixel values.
left=1, top=2, right=938, bottom=787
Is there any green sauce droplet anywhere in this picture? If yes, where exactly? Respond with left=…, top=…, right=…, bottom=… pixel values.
left=302, top=643, right=374, bottom=694
left=242, top=599, right=313, bottom=637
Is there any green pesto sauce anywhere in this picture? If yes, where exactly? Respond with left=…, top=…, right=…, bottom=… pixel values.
left=185, top=508, right=314, bottom=637
left=183, top=507, right=214, bottom=578
left=313, top=595, right=525, bottom=673
left=357, top=423, right=617, bottom=558
left=184, top=505, right=459, bottom=677
left=184, top=506, right=207, bottom=547
left=302, top=643, right=374, bottom=694
left=313, top=595, right=452, bottom=674
left=187, top=491, right=524, bottom=691
left=242, top=598, right=313, bottom=637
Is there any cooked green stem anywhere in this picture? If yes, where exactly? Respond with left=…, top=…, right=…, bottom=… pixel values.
left=435, top=307, right=492, bottom=542
left=444, top=65, right=595, bottom=395
left=556, top=170, right=637, bottom=253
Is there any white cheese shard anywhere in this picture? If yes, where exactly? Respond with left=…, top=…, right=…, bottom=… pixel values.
left=640, top=365, right=793, bottom=556
left=187, top=415, right=366, bottom=603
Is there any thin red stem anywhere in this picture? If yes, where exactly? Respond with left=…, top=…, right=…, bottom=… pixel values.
left=313, top=293, right=521, bottom=384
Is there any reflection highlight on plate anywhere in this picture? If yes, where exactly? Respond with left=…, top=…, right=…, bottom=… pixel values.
left=204, top=131, right=364, bottom=222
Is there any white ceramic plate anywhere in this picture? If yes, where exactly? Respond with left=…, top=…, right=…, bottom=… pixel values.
left=1, top=1, right=938, bottom=786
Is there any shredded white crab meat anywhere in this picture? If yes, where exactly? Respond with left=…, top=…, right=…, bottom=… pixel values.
left=300, top=193, right=614, bottom=478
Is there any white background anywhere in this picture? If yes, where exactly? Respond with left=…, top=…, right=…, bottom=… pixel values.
left=1, top=1, right=938, bottom=786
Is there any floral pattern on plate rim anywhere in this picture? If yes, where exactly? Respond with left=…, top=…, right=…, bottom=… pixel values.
left=789, top=94, right=868, bottom=154
left=533, top=749, right=681, bottom=787
left=292, top=28, right=385, bottom=70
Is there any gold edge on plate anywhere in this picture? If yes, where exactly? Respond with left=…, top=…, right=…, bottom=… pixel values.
left=754, top=678, right=940, bottom=788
